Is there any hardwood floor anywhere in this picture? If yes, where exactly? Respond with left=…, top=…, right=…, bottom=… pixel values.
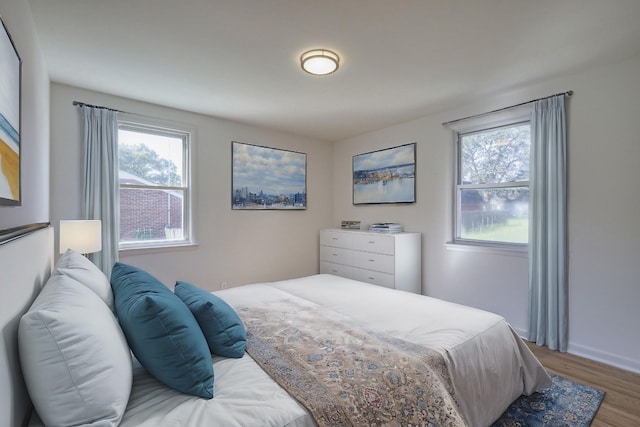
left=526, top=341, right=640, bottom=427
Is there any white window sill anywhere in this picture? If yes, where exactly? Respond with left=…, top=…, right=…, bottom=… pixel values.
left=119, top=242, right=199, bottom=256
left=444, top=241, right=527, bottom=258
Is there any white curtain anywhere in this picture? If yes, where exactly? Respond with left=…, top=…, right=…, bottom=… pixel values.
left=528, top=94, right=568, bottom=352
left=81, top=105, right=119, bottom=278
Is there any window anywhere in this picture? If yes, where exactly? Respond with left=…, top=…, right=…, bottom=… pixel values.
left=117, top=117, right=192, bottom=249
left=454, top=120, right=530, bottom=247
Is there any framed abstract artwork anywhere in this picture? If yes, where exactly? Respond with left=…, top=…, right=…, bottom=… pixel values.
left=232, top=141, right=307, bottom=210
left=353, top=143, right=416, bottom=205
left=0, top=17, right=21, bottom=206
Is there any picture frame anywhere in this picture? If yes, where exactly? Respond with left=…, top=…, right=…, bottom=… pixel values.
left=0, top=17, right=21, bottom=206
left=232, top=141, right=307, bottom=210
left=353, top=143, right=416, bottom=205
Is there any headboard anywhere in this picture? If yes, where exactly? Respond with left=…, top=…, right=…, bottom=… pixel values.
left=0, top=224, right=53, bottom=427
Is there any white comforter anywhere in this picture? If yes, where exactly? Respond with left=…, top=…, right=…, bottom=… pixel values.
left=119, top=274, right=550, bottom=427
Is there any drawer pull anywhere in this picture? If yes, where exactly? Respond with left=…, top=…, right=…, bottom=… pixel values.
left=368, top=241, right=375, bottom=244
left=368, top=259, right=375, bottom=262
left=332, top=253, right=338, bottom=256
left=368, top=276, right=375, bottom=280
left=332, top=269, right=338, bottom=273
left=332, top=237, right=338, bottom=240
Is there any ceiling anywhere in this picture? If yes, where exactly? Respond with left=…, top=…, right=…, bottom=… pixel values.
left=27, top=0, right=640, bottom=142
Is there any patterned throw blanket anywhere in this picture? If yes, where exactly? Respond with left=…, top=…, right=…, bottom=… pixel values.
left=236, top=297, right=467, bottom=427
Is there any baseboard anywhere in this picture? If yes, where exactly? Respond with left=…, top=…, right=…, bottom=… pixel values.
left=515, top=328, right=640, bottom=375
left=567, top=342, right=640, bottom=375
left=513, top=327, right=528, bottom=338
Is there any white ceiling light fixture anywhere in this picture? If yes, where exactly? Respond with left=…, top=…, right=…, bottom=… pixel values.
left=300, top=49, right=340, bottom=75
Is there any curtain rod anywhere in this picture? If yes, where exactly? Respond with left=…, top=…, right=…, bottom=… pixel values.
left=72, top=100, right=123, bottom=113
left=73, top=100, right=174, bottom=123
left=442, top=90, right=573, bottom=126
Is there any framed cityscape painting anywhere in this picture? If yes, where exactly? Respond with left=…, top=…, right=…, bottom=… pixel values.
left=232, top=141, right=307, bottom=210
left=353, top=143, right=416, bottom=205
left=0, top=17, right=21, bottom=206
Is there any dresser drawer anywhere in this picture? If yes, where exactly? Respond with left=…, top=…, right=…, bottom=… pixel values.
left=353, top=251, right=394, bottom=274
left=352, top=233, right=395, bottom=255
left=320, top=230, right=353, bottom=249
left=320, top=261, right=354, bottom=279
left=319, top=245, right=354, bottom=265
left=354, top=268, right=394, bottom=289
left=319, top=229, right=421, bottom=294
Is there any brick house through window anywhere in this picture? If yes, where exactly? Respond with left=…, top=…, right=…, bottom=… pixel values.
left=119, top=171, right=184, bottom=242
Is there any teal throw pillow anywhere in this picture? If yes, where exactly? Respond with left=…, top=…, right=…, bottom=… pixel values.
left=174, top=281, right=246, bottom=358
left=110, top=263, right=213, bottom=399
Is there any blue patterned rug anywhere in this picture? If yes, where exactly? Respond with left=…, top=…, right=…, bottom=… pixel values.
left=492, top=373, right=605, bottom=426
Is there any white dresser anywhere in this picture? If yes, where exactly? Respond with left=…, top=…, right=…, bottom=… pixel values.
left=319, top=228, right=422, bottom=294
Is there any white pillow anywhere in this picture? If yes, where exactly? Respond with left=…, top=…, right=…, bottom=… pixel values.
left=53, top=248, right=114, bottom=311
left=19, top=274, right=132, bottom=427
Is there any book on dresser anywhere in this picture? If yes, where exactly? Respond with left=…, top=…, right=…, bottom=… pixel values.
left=319, top=228, right=422, bottom=294
left=369, top=222, right=404, bottom=233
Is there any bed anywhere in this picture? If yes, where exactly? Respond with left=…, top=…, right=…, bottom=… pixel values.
left=116, top=274, right=550, bottom=427
left=22, top=256, right=550, bottom=427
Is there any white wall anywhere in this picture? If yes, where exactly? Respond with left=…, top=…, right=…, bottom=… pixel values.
left=50, top=83, right=334, bottom=289
left=0, top=2, right=50, bottom=426
left=333, top=54, right=640, bottom=373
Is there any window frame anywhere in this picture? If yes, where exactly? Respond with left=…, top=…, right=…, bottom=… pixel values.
left=117, top=114, right=194, bottom=251
left=449, top=107, right=531, bottom=251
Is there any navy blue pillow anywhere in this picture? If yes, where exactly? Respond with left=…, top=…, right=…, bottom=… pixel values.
left=174, top=281, right=246, bottom=358
left=110, top=263, right=213, bottom=398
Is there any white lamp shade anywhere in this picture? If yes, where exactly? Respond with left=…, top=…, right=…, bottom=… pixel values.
left=59, top=220, right=102, bottom=254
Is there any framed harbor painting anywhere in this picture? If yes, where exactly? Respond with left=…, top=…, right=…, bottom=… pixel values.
left=353, top=143, right=416, bottom=205
left=232, top=141, right=307, bottom=210
left=0, top=17, right=21, bottom=206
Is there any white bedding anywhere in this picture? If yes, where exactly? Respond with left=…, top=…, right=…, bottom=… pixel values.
left=117, top=274, right=550, bottom=427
